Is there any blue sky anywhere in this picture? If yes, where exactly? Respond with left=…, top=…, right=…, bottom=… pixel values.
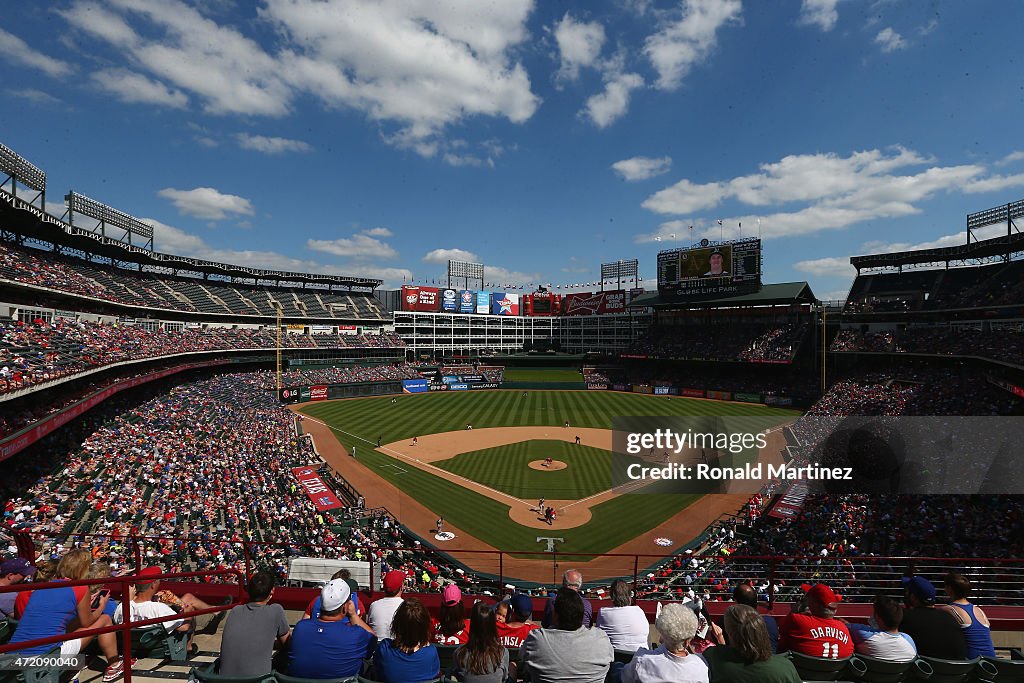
left=2, top=0, right=1023, bottom=299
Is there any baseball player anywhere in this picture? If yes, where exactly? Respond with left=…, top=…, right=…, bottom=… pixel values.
left=436, top=517, right=444, bottom=535
left=538, top=496, right=545, bottom=512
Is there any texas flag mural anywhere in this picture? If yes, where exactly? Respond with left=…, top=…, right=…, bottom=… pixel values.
left=291, top=466, right=344, bottom=511
left=491, top=292, right=520, bottom=315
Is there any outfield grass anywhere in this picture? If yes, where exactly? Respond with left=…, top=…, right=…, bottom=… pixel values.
left=436, top=440, right=624, bottom=500
left=299, top=391, right=799, bottom=556
left=502, top=367, right=584, bottom=382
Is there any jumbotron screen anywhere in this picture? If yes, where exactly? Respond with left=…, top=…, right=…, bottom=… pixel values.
left=657, top=238, right=762, bottom=299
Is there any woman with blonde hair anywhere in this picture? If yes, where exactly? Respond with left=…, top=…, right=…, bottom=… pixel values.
left=704, top=604, right=801, bottom=683
left=9, top=548, right=128, bottom=682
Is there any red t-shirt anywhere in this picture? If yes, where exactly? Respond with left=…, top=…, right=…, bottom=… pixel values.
left=430, top=618, right=470, bottom=645
left=779, top=612, right=853, bottom=659
left=496, top=621, right=540, bottom=648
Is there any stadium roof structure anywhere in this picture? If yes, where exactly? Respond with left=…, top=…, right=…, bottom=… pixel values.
left=632, top=281, right=817, bottom=309
left=0, top=189, right=383, bottom=290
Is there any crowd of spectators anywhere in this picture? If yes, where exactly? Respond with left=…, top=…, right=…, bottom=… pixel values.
left=626, top=322, right=807, bottom=362
left=831, top=325, right=1024, bottom=366
left=0, top=316, right=404, bottom=394
left=277, top=364, right=421, bottom=387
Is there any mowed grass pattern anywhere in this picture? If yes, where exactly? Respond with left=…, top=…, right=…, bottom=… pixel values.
left=299, top=391, right=799, bottom=556
left=436, top=440, right=619, bottom=500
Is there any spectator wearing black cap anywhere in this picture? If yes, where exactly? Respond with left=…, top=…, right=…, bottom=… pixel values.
left=0, top=557, right=35, bottom=619
left=732, top=583, right=778, bottom=653
left=898, top=576, right=966, bottom=659
left=523, top=588, right=613, bottom=683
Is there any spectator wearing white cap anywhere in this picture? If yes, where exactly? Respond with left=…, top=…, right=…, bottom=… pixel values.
left=288, top=578, right=376, bottom=679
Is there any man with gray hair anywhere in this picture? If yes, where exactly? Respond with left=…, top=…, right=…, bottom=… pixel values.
left=596, top=579, right=649, bottom=651
left=542, top=569, right=593, bottom=628
left=621, top=603, right=709, bottom=683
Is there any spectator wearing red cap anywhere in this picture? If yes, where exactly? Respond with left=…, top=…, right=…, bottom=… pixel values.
left=778, top=584, right=852, bottom=659
left=0, top=557, right=35, bottom=619
left=369, top=570, right=406, bottom=641
left=431, top=584, right=470, bottom=645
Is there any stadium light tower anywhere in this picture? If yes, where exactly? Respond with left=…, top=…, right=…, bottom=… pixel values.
left=64, top=190, right=155, bottom=250
left=600, top=259, right=638, bottom=292
left=447, top=260, right=484, bottom=290
left=0, top=141, right=46, bottom=209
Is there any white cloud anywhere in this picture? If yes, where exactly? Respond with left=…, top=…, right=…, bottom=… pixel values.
left=582, top=71, right=644, bottom=128
left=363, top=227, right=393, bottom=238
left=643, top=0, right=741, bottom=91
left=612, top=155, right=672, bottom=181
left=235, top=133, right=312, bottom=154
left=58, top=0, right=540, bottom=154
left=997, top=151, right=1024, bottom=167
left=423, top=248, right=480, bottom=264
left=553, top=13, right=606, bottom=84
left=798, top=0, right=841, bottom=31
left=875, top=27, right=906, bottom=53
left=483, top=264, right=542, bottom=286
left=157, top=186, right=255, bottom=220
left=792, top=256, right=855, bottom=277
left=635, top=147, right=1024, bottom=242
left=307, top=230, right=399, bottom=260
left=0, top=27, right=73, bottom=78
left=6, top=88, right=62, bottom=106
left=91, top=68, right=189, bottom=108
left=145, top=218, right=411, bottom=285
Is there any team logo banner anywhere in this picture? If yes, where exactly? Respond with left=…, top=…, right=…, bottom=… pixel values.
left=458, top=290, right=476, bottom=314
left=562, top=290, right=627, bottom=316
left=490, top=292, right=520, bottom=316
left=441, top=288, right=458, bottom=312
left=291, top=467, right=344, bottom=511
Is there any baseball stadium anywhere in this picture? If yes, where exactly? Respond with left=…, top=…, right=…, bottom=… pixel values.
left=2, top=4, right=1024, bottom=680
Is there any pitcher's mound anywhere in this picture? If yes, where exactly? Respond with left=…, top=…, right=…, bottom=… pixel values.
left=528, top=459, right=567, bottom=471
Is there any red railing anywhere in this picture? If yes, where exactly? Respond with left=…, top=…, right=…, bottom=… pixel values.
left=0, top=568, right=244, bottom=682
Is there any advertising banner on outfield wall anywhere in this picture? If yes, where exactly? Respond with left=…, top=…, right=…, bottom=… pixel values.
left=706, top=390, right=732, bottom=401
left=562, top=289, right=627, bottom=316
left=654, top=386, right=670, bottom=395
left=401, top=286, right=441, bottom=312
left=734, top=392, right=762, bottom=403
left=470, top=382, right=500, bottom=389
left=310, top=385, right=329, bottom=401
left=491, top=292, right=520, bottom=315
left=679, top=388, right=704, bottom=398
left=764, top=395, right=793, bottom=406
left=612, top=383, right=630, bottom=391
left=338, top=325, right=358, bottom=335
left=441, top=288, right=458, bottom=312
left=291, top=467, right=344, bottom=512
left=587, top=382, right=609, bottom=390
left=632, top=384, right=654, bottom=394
left=476, top=291, right=490, bottom=314
left=458, top=290, right=476, bottom=314
left=310, top=325, right=334, bottom=335
left=461, top=374, right=484, bottom=383
left=429, top=383, right=448, bottom=391
left=402, top=379, right=429, bottom=393
left=449, top=383, right=469, bottom=391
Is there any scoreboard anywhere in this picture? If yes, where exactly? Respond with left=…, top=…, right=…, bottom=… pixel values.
left=657, top=238, right=762, bottom=299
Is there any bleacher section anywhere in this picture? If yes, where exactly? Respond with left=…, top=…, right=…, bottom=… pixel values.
left=0, top=240, right=384, bottom=320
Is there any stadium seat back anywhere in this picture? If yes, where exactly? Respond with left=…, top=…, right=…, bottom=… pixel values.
left=980, top=656, right=1024, bottom=683
left=188, top=663, right=275, bottom=683
left=786, top=651, right=863, bottom=681
left=850, top=654, right=922, bottom=683
left=919, top=656, right=986, bottom=683
left=435, top=644, right=459, bottom=673
left=0, top=620, right=12, bottom=645
left=275, top=673, right=358, bottom=683
left=125, top=626, right=189, bottom=661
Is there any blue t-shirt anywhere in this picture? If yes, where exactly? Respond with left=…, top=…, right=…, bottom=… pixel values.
left=10, top=584, right=83, bottom=655
left=373, top=638, right=440, bottom=683
left=288, top=618, right=376, bottom=679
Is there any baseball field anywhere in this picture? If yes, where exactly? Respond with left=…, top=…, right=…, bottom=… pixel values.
left=296, top=390, right=800, bottom=568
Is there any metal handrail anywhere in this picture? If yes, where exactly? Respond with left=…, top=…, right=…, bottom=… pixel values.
left=0, top=568, right=244, bottom=682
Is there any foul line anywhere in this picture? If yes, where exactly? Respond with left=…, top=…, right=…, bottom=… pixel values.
left=302, top=416, right=533, bottom=510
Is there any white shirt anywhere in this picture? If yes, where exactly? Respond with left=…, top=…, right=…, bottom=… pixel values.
left=596, top=605, right=650, bottom=652
left=367, top=596, right=404, bottom=640
left=113, top=599, right=184, bottom=632
left=622, top=646, right=709, bottom=683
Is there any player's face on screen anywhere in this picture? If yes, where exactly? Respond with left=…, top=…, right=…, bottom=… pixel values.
left=708, top=253, right=724, bottom=274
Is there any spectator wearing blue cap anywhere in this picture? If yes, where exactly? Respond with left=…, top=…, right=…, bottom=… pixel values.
left=496, top=593, right=539, bottom=648
left=0, top=557, right=35, bottom=619
left=899, top=576, right=966, bottom=659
